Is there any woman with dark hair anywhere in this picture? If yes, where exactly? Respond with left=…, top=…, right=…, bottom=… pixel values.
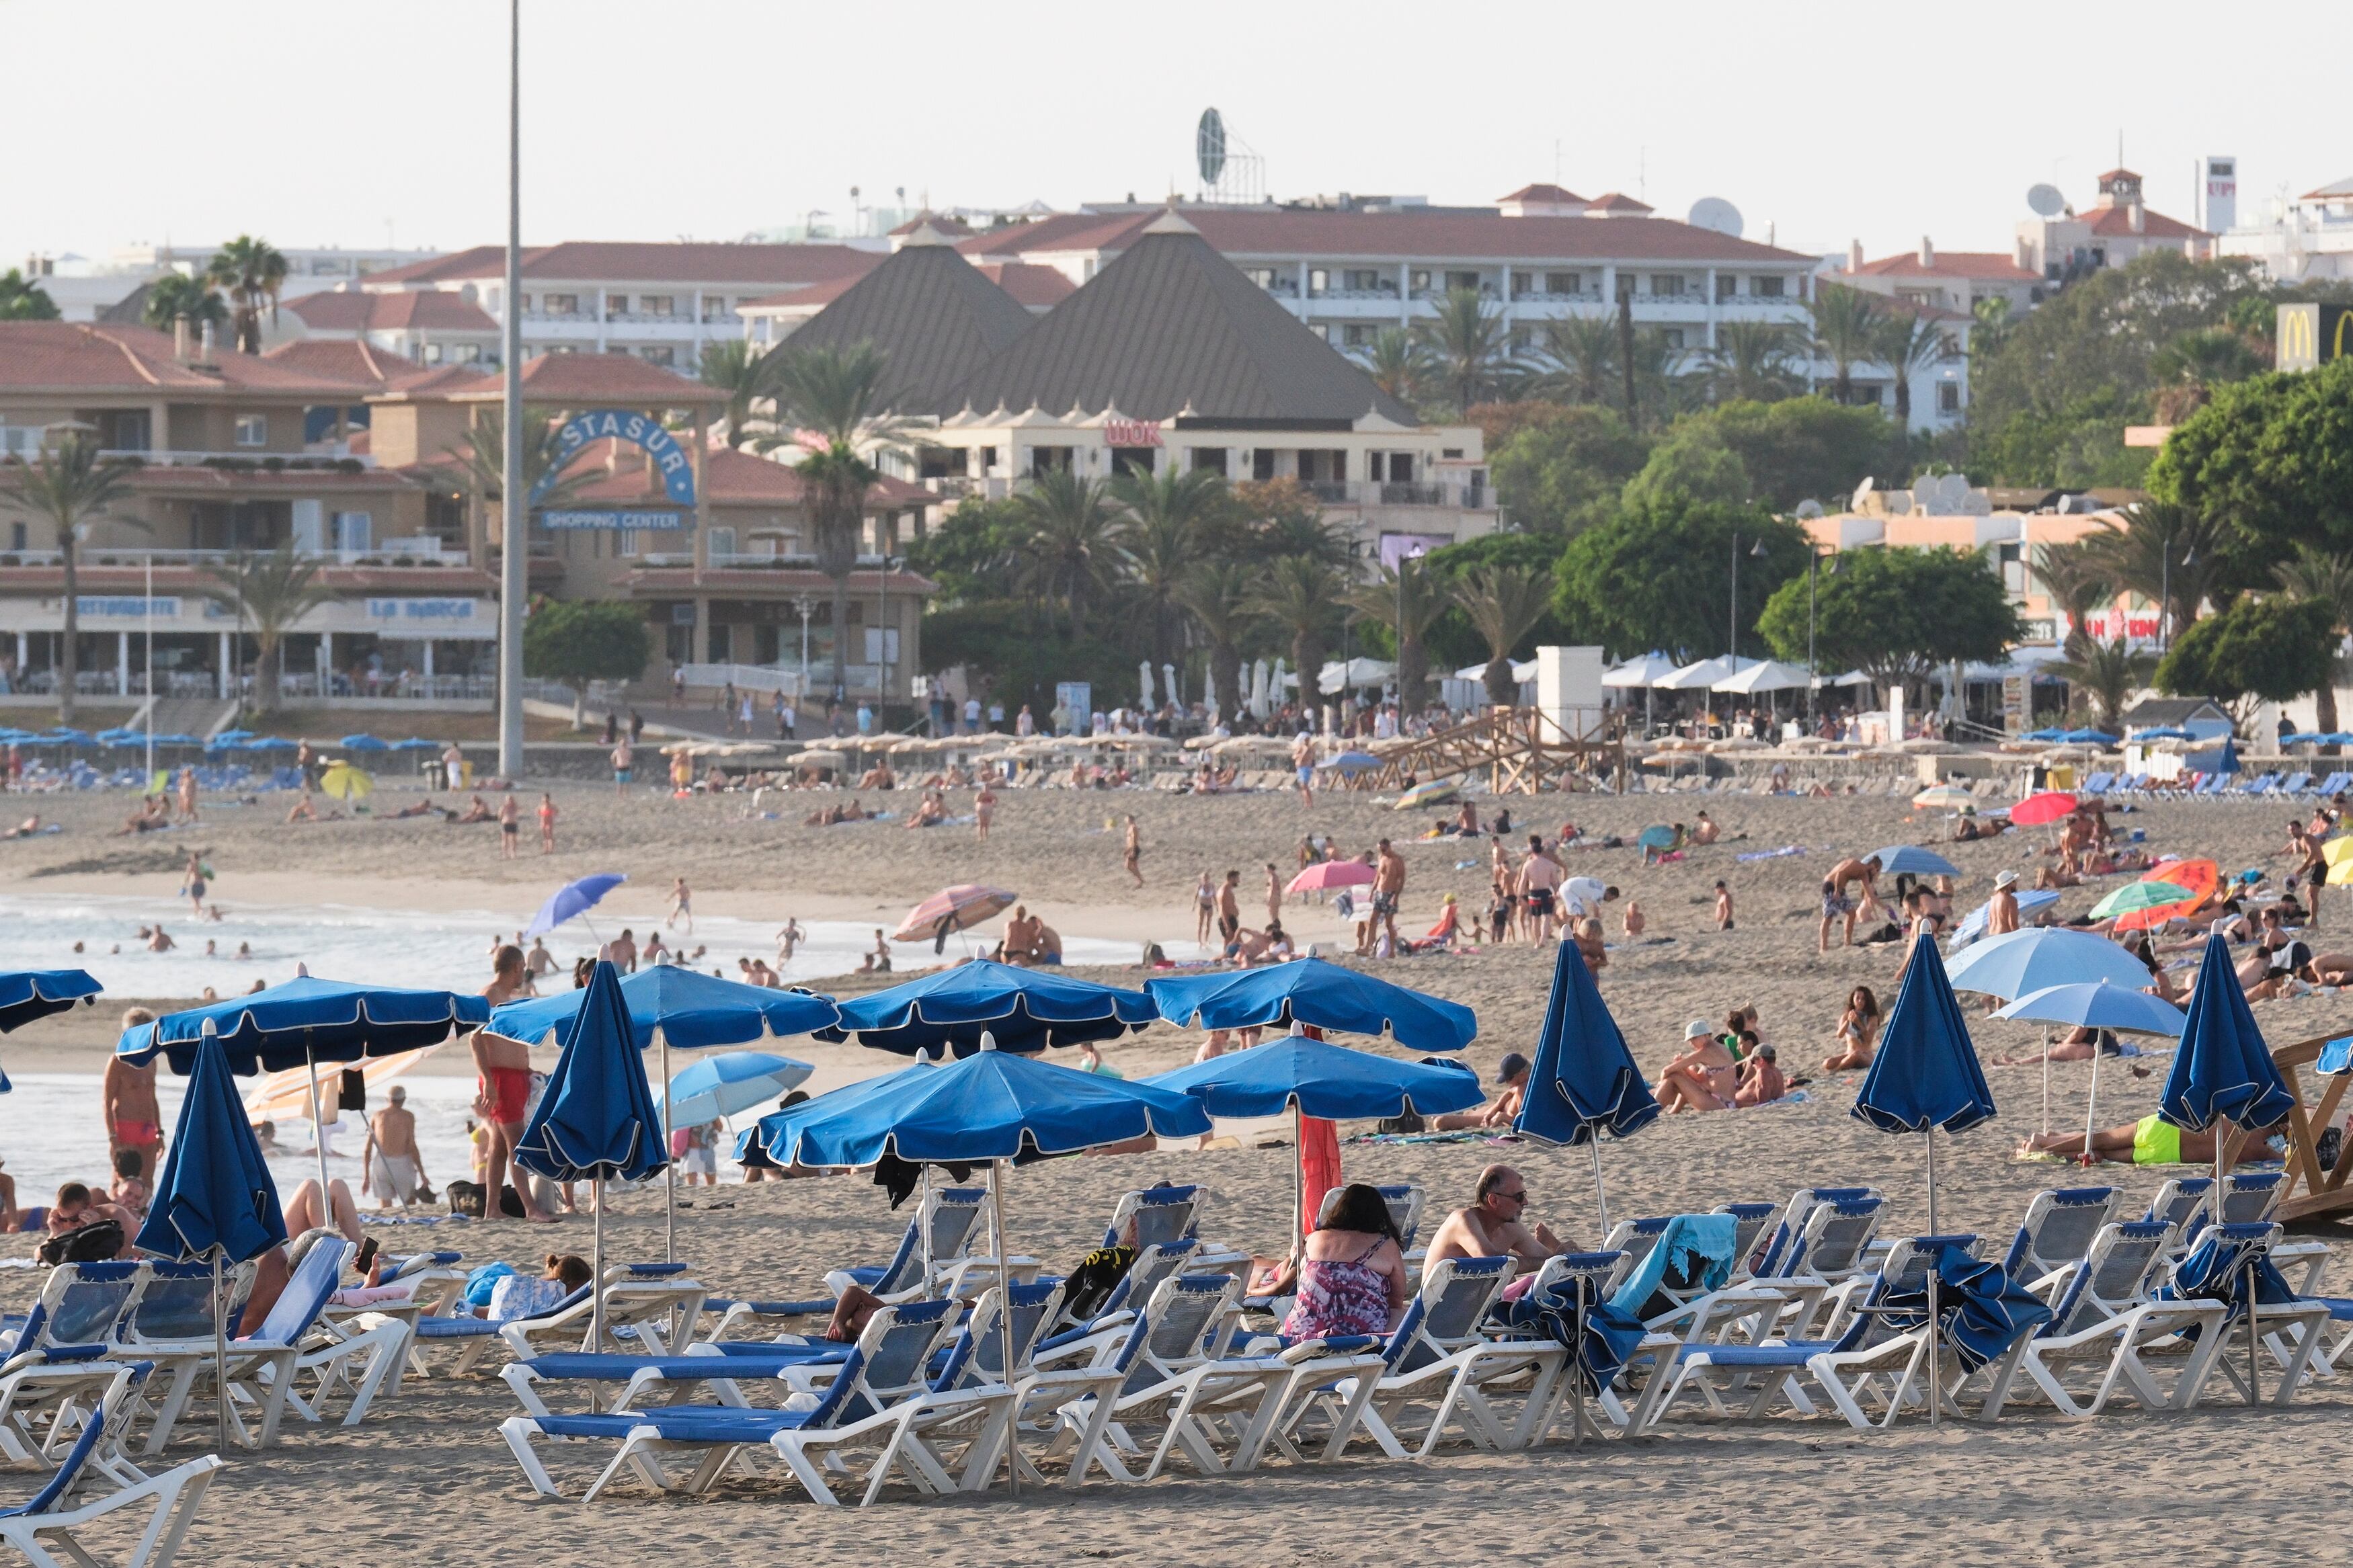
left=1823, top=985, right=1879, bottom=1073
left=1279, top=1183, right=1409, bottom=1342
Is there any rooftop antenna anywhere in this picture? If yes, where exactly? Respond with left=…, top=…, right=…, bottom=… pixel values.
left=1554, top=138, right=1562, bottom=184
left=1639, top=146, right=1647, bottom=200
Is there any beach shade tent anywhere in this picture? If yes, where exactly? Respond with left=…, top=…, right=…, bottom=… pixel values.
left=317, top=761, right=371, bottom=801
left=2159, top=934, right=2298, bottom=1400
left=1145, top=1032, right=1484, bottom=1240
left=1653, top=655, right=1753, bottom=692
left=772, top=1034, right=1211, bottom=1490
left=1864, top=845, right=1960, bottom=878
left=2020, top=728, right=2069, bottom=743
left=40, top=729, right=93, bottom=746
left=243, top=737, right=298, bottom=753
left=2131, top=726, right=2196, bottom=741
left=815, top=958, right=1156, bottom=1057
left=524, top=872, right=628, bottom=942
left=515, top=961, right=668, bottom=1352
left=1287, top=860, right=1375, bottom=894
left=1512, top=938, right=1661, bottom=1237
left=891, top=885, right=1016, bottom=950
left=117, top=977, right=492, bottom=1200
left=206, top=731, right=253, bottom=750
left=1994, top=981, right=2186, bottom=1143
left=1712, top=659, right=1814, bottom=695
left=1946, top=926, right=2159, bottom=999
left=0, top=968, right=101, bottom=1093
left=2011, top=791, right=2079, bottom=827
left=656, top=1050, right=815, bottom=1126
left=337, top=735, right=391, bottom=752
left=1851, top=925, right=1997, bottom=1426
left=1605, top=653, right=1681, bottom=730
left=135, top=1024, right=289, bottom=1452
left=1912, top=784, right=1977, bottom=811
left=487, top=966, right=840, bottom=1259
left=1146, top=958, right=1477, bottom=1233
left=2058, top=729, right=2121, bottom=746
left=146, top=733, right=202, bottom=747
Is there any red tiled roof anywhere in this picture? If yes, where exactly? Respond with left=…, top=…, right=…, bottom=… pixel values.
left=889, top=213, right=972, bottom=237
left=555, top=438, right=930, bottom=509
left=0, top=322, right=384, bottom=397
left=1853, top=251, right=2038, bottom=282
left=1820, top=282, right=1968, bottom=325
left=2083, top=206, right=2207, bottom=240
left=387, top=352, right=725, bottom=408
left=288, top=290, right=499, bottom=333
left=737, top=275, right=866, bottom=314
left=959, top=206, right=1806, bottom=264
left=1581, top=193, right=1654, bottom=216
left=260, top=339, right=434, bottom=392
left=1497, top=183, right=1586, bottom=204
left=2096, top=167, right=2139, bottom=183
left=363, top=242, right=883, bottom=289
left=974, top=261, right=1077, bottom=309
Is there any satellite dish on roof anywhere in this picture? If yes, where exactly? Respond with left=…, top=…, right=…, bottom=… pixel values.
left=2026, top=183, right=2066, bottom=218
left=1687, top=196, right=1743, bottom=238
left=1197, top=108, right=1228, bottom=188
left=1851, top=476, right=1876, bottom=511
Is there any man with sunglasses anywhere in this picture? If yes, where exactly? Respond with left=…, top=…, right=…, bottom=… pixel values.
left=1426, top=1163, right=1570, bottom=1272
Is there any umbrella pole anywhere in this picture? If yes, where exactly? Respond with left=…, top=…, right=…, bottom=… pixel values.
left=592, top=1174, right=606, bottom=1354
left=1925, top=1126, right=1940, bottom=1429
left=1292, top=1102, right=1305, bottom=1249
left=989, top=1157, right=1016, bottom=1497
left=2081, top=1048, right=2102, bottom=1166
left=211, top=1247, right=229, bottom=1454
left=303, top=1033, right=331, bottom=1204
left=657, top=1027, right=675, bottom=1265
left=2040, top=1045, right=2049, bottom=1137
left=918, top=1163, right=933, bottom=1287
left=2217, top=1116, right=2256, bottom=1405
left=1589, top=1138, right=1609, bottom=1241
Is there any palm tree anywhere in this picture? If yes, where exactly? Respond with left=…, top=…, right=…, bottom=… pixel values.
left=141, top=274, right=227, bottom=343
left=1970, top=296, right=2015, bottom=360
left=1347, top=557, right=1449, bottom=713
left=2033, top=538, right=2115, bottom=659
left=1628, top=327, right=1701, bottom=419
left=2082, top=501, right=2225, bottom=638
left=1356, top=327, right=1437, bottom=409
left=1012, top=468, right=1122, bottom=636
left=441, top=409, right=590, bottom=561
left=2148, top=327, right=2267, bottom=424
left=1248, top=554, right=1345, bottom=698
left=0, top=269, right=59, bottom=321
left=1176, top=562, right=1255, bottom=718
left=699, top=339, right=778, bottom=449
left=1806, top=284, right=1884, bottom=405
left=769, top=341, right=913, bottom=694
left=2272, top=543, right=2353, bottom=737
left=203, top=237, right=288, bottom=354
left=1454, top=565, right=1552, bottom=706
left=200, top=546, right=333, bottom=714
left=1531, top=315, right=1621, bottom=408
left=1699, top=321, right=1798, bottom=405
left=2050, top=637, right=2155, bottom=731
left=1113, top=466, right=1224, bottom=665
left=0, top=434, right=138, bottom=725
left=1878, top=314, right=1954, bottom=431
left=1411, top=286, right=1514, bottom=413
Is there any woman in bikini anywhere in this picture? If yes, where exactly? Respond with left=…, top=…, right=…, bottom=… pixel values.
left=1823, top=985, right=1880, bottom=1072
left=1655, top=1022, right=1737, bottom=1112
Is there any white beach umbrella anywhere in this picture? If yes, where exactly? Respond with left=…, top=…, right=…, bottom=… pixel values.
left=1655, top=655, right=1751, bottom=691
left=1713, top=659, right=1816, bottom=694
left=1602, top=653, right=1680, bottom=688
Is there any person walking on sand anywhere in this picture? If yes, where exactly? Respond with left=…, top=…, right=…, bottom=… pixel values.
left=182, top=850, right=208, bottom=916
left=776, top=918, right=803, bottom=964
left=174, top=765, right=198, bottom=823
left=1714, top=880, right=1734, bottom=931
left=974, top=782, right=996, bottom=842
left=1291, top=731, right=1315, bottom=807
left=1371, top=838, right=1406, bottom=951
left=1264, top=862, right=1284, bottom=927
left=612, top=736, right=633, bottom=796
left=1515, top=839, right=1564, bottom=944
left=360, top=1085, right=429, bottom=1211
left=474, top=946, right=553, bottom=1223
left=497, top=794, right=520, bottom=860
left=1122, top=815, right=1144, bottom=887
left=536, top=792, right=558, bottom=854
left=668, top=876, right=693, bottom=933
left=1215, top=870, right=1242, bottom=944
left=1194, top=872, right=1217, bottom=946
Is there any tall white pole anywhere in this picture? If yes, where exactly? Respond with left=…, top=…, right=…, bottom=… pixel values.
left=303, top=1033, right=330, bottom=1202
left=657, top=1026, right=675, bottom=1264
left=988, top=1157, right=1015, bottom=1495
left=495, top=0, right=526, bottom=782
left=143, top=552, right=154, bottom=782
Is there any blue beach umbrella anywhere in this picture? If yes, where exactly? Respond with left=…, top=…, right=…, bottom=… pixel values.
left=390, top=737, right=442, bottom=751
left=1945, top=889, right=2063, bottom=951
left=338, top=735, right=391, bottom=752
left=817, top=958, right=1156, bottom=1057
left=1852, top=926, right=1994, bottom=1426
left=1317, top=751, right=1382, bottom=773
left=1513, top=938, right=1661, bottom=1235
left=0, top=968, right=102, bottom=1094
left=1946, top=926, right=2157, bottom=999
left=1144, top=956, right=1478, bottom=1053
left=515, top=960, right=669, bottom=1348
left=117, top=976, right=491, bottom=1199
left=657, top=1050, right=815, bottom=1126
left=741, top=1056, right=939, bottom=1165
left=1993, top=982, right=2185, bottom=1037
left=1863, top=845, right=1960, bottom=879
left=135, top=1024, right=287, bottom=1452
left=243, top=737, right=298, bottom=753
left=524, top=872, right=628, bottom=941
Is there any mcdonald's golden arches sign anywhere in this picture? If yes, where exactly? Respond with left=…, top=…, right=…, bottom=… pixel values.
left=2276, top=302, right=2353, bottom=371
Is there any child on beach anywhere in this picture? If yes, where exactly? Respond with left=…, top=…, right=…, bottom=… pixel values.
left=1713, top=880, right=1734, bottom=930
left=537, top=792, right=557, bottom=854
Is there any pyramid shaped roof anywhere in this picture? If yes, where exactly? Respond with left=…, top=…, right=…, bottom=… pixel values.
left=784, top=241, right=1037, bottom=414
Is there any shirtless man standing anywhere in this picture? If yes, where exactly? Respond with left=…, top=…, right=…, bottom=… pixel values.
left=1371, top=839, right=1406, bottom=950
left=1215, top=871, right=1242, bottom=944
left=1291, top=731, right=1316, bottom=807
left=360, top=1085, right=428, bottom=1211
left=1517, top=837, right=1565, bottom=943
left=104, top=1009, right=165, bottom=1182
left=1425, top=1164, right=1568, bottom=1271
left=1263, top=862, right=1284, bottom=928
left=1819, top=854, right=1879, bottom=953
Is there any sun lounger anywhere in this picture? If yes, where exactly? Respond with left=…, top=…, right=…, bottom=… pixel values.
left=0, top=1364, right=221, bottom=1568
left=2015, top=1221, right=2230, bottom=1417
left=1716, top=1202, right=1782, bottom=1281
left=2151, top=1223, right=2332, bottom=1407
left=201, top=1240, right=411, bottom=1449
left=2001, top=1187, right=2122, bottom=1296
left=1749, top=1188, right=1880, bottom=1278
left=495, top=1263, right=707, bottom=1360
left=0, top=1264, right=149, bottom=1473
left=819, top=1187, right=991, bottom=1306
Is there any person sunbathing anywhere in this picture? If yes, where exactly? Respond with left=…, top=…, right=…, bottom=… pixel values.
left=1655, top=1022, right=1736, bottom=1112
left=1414, top=894, right=1462, bottom=951
left=2016, top=1115, right=2281, bottom=1167
left=387, top=797, right=444, bottom=820
left=1431, top=1052, right=1529, bottom=1130
left=905, top=791, right=947, bottom=829
left=453, top=794, right=495, bottom=824
left=1, top=814, right=39, bottom=839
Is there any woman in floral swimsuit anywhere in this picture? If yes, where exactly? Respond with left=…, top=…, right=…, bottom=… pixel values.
left=1281, top=1183, right=1410, bottom=1342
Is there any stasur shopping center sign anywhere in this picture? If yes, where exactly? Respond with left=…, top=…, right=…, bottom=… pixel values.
left=532, top=409, right=696, bottom=530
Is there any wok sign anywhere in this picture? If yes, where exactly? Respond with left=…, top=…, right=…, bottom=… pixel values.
left=532, top=410, right=696, bottom=505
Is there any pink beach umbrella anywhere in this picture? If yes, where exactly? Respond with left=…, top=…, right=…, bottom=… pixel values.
left=1287, top=861, right=1375, bottom=895
left=893, top=884, right=1018, bottom=944
left=2011, top=791, right=2078, bottom=827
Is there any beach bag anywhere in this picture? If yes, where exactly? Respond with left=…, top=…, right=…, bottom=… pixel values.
left=337, top=1069, right=368, bottom=1112
left=463, top=1262, right=518, bottom=1309
left=39, top=1220, right=123, bottom=1267
left=670, top=1127, right=693, bottom=1159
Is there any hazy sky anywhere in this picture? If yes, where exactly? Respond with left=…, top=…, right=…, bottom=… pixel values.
left=11, top=0, right=2350, bottom=267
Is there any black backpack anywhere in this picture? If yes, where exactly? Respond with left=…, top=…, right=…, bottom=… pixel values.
left=39, top=1219, right=124, bottom=1267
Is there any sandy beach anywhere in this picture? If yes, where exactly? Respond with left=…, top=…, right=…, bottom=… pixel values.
left=3, top=779, right=2350, bottom=1565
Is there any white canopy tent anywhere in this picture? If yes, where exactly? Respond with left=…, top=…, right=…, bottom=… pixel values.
left=1713, top=659, right=1816, bottom=694
left=1655, top=655, right=1755, bottom=691
left=1601, top=653, right=1681, bottom=688
left=1318, top=657, right=1398, bottom=695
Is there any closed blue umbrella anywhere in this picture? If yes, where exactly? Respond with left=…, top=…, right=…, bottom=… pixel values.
left=515, top=960, right=669, bottom=1350
left=1144, top=956, right=1478, bottom=1053
left=523, top=872, right=628, bottom=941
left=1514, top=938, right=1661, bottom=1235
left=817, top=958, right=1156, bottom=1056
left=1945, top=926, right=2157, bottom=999
left=1864, top=845, right=1960, bottom=878
left=134, top=1024, right=287, bottom=1452
left=657, top=1050, right=815, bottom=1125
left=117, top=975, right=491, bottom=1199
left=1853, top=926, right=1994, bottom=1426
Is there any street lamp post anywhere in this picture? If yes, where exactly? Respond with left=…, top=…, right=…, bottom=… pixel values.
left=1806, top=547, right=1821, bottom=728
left=495, top=0, right=526, bottom=783
left=793, top=594, right=814, bottom=699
